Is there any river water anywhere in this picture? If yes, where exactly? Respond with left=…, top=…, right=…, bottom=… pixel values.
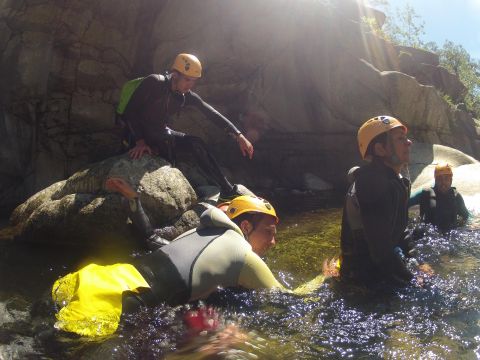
left=1, top=207, right=480, bottom=359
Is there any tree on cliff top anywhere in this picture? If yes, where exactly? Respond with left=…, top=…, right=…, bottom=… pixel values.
left=364, top=0, right=480, bottom=117
left=426, top=41, right=480, bottom=116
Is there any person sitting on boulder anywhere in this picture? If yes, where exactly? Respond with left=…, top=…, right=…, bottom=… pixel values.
left=120, top=53, right=254, bottom=201
left=51, top=181, right=327, bottom=337
left=409, top=163, right=469, bottom=232
left=340, top=116, right=431, bottom=287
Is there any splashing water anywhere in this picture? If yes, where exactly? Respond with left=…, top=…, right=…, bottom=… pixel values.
left=1, top=209, right=480, bottom=359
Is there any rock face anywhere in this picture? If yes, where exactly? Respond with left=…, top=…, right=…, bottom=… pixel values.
left=9, top=155, right=201, bottom=246
left=397, top=46, right=467, bottom=102
left=1, top=0, right=479, bottom=212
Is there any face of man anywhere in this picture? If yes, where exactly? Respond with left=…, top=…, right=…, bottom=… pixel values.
left=375, top=127, right=411, bottom=171
left=435, top=174, right=453, bottom=193
left=387, top=127, right=411, bottom=164
left=243, top=215, right=277, bottom=257
left=172, top=72, right=197, bottom=94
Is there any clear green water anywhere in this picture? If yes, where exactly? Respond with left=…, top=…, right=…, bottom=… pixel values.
left=1, top=209, right=480, bottom=359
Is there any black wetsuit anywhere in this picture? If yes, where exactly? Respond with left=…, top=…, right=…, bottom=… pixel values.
left=122, top=74, right=242, bottom=193
left=340, top=159, right=413, bottom=286
left=126, top=197, right=175, bottom=251
left=419, top=186, right=469, bottom=232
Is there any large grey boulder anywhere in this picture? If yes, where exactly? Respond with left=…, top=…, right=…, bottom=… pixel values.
left=9, top=155, right=201, bottom=246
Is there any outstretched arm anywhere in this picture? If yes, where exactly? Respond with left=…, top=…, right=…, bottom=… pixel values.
left=408, top=189, right=423, bottom=207
left=105, top=177, right=169, bottom=249
left=237, top=251, right=327, bottom=295
left=189, top=92, right=254, bottom=159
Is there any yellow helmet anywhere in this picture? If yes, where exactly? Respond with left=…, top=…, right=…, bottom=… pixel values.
left=434, top=163, right=453, bottom=177
left=226, top=195, right=278, bottom=222
left=357, top=115, right=407, bottom=159
left=171, top=53, right=202, bottom=78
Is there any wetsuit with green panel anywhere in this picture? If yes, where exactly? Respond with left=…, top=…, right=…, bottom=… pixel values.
left=122, top=73, right=241, bottom=193
left=340, top=159, right=414, bottom=286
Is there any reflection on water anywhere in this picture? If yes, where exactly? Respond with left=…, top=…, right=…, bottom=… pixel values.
left=1, top=209, right=480, bottom=359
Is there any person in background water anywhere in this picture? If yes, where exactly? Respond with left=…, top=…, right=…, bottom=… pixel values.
left=51, top=179, right=327, bottom=337
left=340, top=115, right=432, bottom=287
left=121, top=53, right=254, bottom=201
left=409, top=163, right=469, bottom=232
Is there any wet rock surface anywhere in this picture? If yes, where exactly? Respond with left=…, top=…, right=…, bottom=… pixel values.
left=8, top=154, right=203, bottom=246
left=1, top=0, right=479, bottom=212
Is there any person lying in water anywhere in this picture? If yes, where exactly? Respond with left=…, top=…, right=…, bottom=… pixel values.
left=51, top=179, right=328, bottom=337
left=409, top=163, right=470, bottom=232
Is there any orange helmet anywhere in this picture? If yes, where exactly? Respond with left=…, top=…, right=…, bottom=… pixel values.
left=357, top=116, right=407, bottom=159
left=226, top=195, right=278, bottom=223
left=434, top=163, right=453, bottom=177
left=171, top=53, right=202, bottom=78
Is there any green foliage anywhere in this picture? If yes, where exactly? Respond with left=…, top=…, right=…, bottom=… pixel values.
left=383, top=3, right=425, bottom=48
left=439, top=91, right=455, bottom=109
left=428, top=41, right=480, bottom=116
left=361, top=16, right=390, bottom=40
left=366, top=1, right=480, bottom=117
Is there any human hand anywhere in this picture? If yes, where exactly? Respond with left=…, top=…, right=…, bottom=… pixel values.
left=322, top=257, right=340, bottom=278
left=418, top=263, right=434, bottom=276
left=128, top=139, right=152, bottom=160
left=237, top=134, right=254, bottom=159
left=414, top=263, right=434, bottom=287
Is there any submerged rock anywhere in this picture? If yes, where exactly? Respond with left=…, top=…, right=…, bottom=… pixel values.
left=9, top=154, right=202, bottom=247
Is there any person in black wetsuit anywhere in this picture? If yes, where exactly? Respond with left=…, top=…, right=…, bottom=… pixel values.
left=409, top=163, right=469, bottom=232
left=340, top=115, right=431, bottom=287
left=122, top=53, right=254, bottom=200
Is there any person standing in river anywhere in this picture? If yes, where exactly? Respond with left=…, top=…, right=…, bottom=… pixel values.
left=409, top=163, right=470, bottom=232
left=119, top=53, right=254, bottom=201
left=339, top=116, right=417, bottom=286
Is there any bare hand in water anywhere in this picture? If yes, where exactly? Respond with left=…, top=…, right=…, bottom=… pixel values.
left=418, top=263, right=435, bottom=276
left=322, top=257, right=340, bottom=278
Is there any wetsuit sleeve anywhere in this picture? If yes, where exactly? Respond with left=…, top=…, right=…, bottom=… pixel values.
left=292, top=274, right=326, bottom=295
left=187, top=91, right=242, bottom=137
left=238, top=251, right=326, bottom=295
left=408, top=189, right=422, bottom=207
left=127, top=197, right=170, bottom=250
left=356, top=175, right=413, bottom=284
left=455, top=192, right=470, bottom=222
left=122, top=75, right=163, bottom=142
left=238, top=251, right=287, bottom=290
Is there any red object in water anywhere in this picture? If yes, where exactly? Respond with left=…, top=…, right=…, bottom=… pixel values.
left=184, top=307, right=220, bottom=333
